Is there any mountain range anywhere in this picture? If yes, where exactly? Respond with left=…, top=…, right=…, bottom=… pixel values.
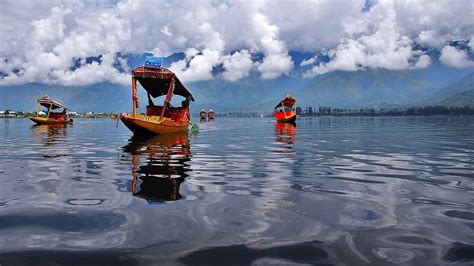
left=1, top=59, right=473, bottom=113
left=439, top=89, right=474, bottom=107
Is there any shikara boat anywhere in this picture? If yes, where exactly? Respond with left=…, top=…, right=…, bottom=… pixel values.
left=207, top=109, right=215, bottom=120
left=30, top=96, right=73, bottom=125
left=199, top=109, right=207, bottom=120
left=274, top=95, right=296, bottom=123
left=120, top=57, right=195, bottom=135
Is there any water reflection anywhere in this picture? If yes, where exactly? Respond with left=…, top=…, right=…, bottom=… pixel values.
left=1, top=117, right=473, bottom=264
left=275, top=122, right=296, bottom=144
left=123, top=133, right=191, bottom=203
left=32, top=124, right=68, bottom=146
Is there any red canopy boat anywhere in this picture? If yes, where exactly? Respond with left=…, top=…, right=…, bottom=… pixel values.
left=120, top=59, right=194, bottom=135
left=274, top=95, right=296, bottom=123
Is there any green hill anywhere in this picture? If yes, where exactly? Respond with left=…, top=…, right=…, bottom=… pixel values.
left=429, top=72, right=474, bottom=103
left=294, top=69, right=436, bottom=107
left=439, top=89, right=474, bottom=107
left=1, top=65, right=473, bottom=112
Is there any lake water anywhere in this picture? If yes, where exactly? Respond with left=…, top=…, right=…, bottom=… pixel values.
left=0, top=116, right=473, bottom=265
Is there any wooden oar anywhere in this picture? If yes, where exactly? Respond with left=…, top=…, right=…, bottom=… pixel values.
left=189, top=121, right=199, bottom=133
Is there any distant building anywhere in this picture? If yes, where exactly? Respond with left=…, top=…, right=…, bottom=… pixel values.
left=0, top=110, right=17, bottom=118
left=296, top=107, right=302, bottom=115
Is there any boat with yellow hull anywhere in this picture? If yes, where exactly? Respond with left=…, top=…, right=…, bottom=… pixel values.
left=30, top=116, right=71, bottom=125
left=120, top=114, right=189, bottom=135
left=30, top=96, right=73, bottom=125
left=120, top=57, right=194, bottom=136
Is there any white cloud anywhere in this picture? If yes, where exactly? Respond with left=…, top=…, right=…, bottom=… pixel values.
left=300, top=57, right=317, bottom=67
left=160, top=25, right=173, bottom=37
left=253, top=13, right=293, bottom=79
left=304, top=1, right=434, bottom=76
left=417, top=30, right=449, bottom=48
left=412, top=54, right=431, bottom=69
left=170, top=49, right=220, bottom=82
left=469, top=35, right=474, bottom=50
left=0, top=0, right=473, bottom=85
left=439, top=45, right=474, bottom=68
left=395, top=0, right=473, bottom=48
left=0, top=4, right=132, bottom=85
left=221, top=50, right=254, bottom=81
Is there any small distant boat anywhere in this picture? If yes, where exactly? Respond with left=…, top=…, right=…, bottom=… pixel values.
left=110, top=113, right=119, bottom=119
left=200, top=109, right=207, bottom=120
left=207, top=109, right=215, bottom=120
left=30, top=96, right=73, bottom=125
left=274, top=95, right=296, bottom=123
left=120, top=57, right=194, bottom=135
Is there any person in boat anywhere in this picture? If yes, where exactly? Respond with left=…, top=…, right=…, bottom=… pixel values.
left=30, top=96, right=73, bottom=125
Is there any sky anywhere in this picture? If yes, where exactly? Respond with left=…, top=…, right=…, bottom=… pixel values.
left=0, top=0, right=473, bottom=86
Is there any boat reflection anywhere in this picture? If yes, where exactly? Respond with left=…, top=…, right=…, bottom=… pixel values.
left=123, top=132, right=191, bottom=203
left=275, top=122, right=296, bottom=144
left=32, top=123, right=68, bottom=146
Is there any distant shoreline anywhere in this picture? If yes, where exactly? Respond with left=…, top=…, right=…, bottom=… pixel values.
left=2, top=105, right=473, bottom=119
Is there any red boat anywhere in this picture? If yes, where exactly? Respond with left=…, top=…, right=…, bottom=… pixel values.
left=274, top=95, right=296, bottom=123
left=120, top=59, right=194, bottom=135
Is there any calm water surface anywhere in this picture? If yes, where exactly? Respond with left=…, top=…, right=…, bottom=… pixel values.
left=0, top=117, right=473, bottom=265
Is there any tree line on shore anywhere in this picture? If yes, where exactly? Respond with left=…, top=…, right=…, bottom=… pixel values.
left=218, top=105, right=474, bottom=117
left=299, top=106, right=474, bottom=116
left=2, top=105, right=474, bottom=119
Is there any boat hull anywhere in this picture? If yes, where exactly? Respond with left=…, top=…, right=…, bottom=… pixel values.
left=274, top=111, right=296, bottom=123
left=120, top=115, right=188, bottom=135
left=30, top=117, right=71, bottom=125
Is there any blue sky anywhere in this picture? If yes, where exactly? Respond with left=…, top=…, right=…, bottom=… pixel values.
left=0, top=0, right=473, bottom=86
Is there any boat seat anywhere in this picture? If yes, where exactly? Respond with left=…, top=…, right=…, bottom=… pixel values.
left=48, top=112, right=66, bottom=120
left=146, top=105, right=163, bottom=116
left=146, top=105, right=189, bottom=124
left=166, top=107, right=189, bottom=124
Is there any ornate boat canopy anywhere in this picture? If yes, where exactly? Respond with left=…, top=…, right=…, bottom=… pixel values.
left=37, top=96, right=68, bottom=110
left=275, top=95, right=296, bottom=109
left=132, top=66, right=194, bottom=101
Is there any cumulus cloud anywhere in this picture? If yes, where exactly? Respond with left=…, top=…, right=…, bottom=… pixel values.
left=412, top=54, right=432, bottom=69
left=439, top=45, right=474, bottom=68
left=0, top=0, right=473, bottom=85
left=300, top=57, right=318, bottom=67
left=469, top=35, right=474, bottom=50
left=0, top=3, right=132, bottom=85
left=253, top=13, right=293, bottom=79
left=170, top=49, right=221, bottom=82
left=221, top=50, right=254, bottom=81
left=304, top=1, right=435, bottom=76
